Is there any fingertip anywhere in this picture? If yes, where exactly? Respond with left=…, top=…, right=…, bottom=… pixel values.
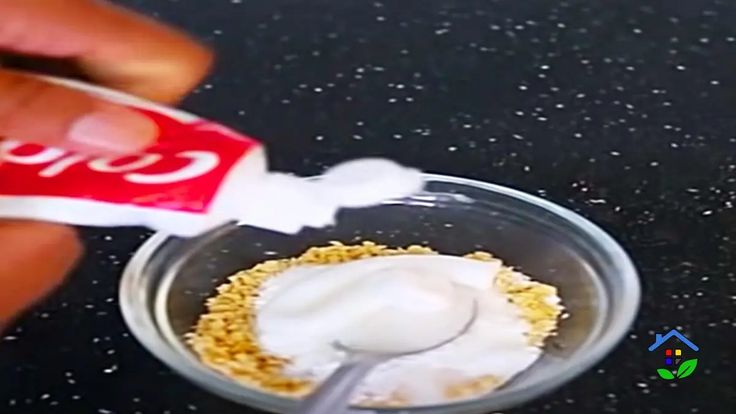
left=75, top=2, right=216, bottom=104
left=0, top=0, right=215, bottom=103
left=0, top=71, right=158, bottom=156
left=6, top=220, right=83, bottom=266
left=110, top=39, right=214, bottom=105
left=39, top=222, right=84, bottom=265
left=66, top=105, right=159, bottom=155
left=0, top=221, right=83, bottom=323
left=149, top=41, right=214, bottom=105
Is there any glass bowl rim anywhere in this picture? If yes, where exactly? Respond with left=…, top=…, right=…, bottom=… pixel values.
left=119, top=173, right=641, bottom=412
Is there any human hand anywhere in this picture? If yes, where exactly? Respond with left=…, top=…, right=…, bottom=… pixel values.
left=0, top=0, right=212, bottom=325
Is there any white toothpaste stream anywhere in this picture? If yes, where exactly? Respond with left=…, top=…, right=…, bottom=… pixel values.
left=238, top=158, right=425, bottom=234
left=256, top=255, right=542, bottom=404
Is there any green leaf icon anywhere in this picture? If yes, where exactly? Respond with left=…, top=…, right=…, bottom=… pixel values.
left=657, top=369, right=675, bottom=380
left=676, top=358, right=698, bottom=378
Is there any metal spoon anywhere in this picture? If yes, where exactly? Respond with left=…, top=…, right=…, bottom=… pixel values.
left=294, top=299, right=479, bottom=414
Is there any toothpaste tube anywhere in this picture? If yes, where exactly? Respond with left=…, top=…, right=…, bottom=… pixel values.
left=0, top=78, right=424, bottom=237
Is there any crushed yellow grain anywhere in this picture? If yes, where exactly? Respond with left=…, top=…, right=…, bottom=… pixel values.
left=187, top=241, right=564, bottom=405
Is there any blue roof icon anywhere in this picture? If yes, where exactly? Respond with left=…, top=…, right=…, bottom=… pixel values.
left=648, top=329, right=699, bottom=352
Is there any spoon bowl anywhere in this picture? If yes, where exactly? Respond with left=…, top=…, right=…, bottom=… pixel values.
left=295, top=300, right=480, bottom=414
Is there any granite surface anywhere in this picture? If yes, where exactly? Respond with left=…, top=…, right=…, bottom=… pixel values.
left=1, top=0, right=735, bottom=413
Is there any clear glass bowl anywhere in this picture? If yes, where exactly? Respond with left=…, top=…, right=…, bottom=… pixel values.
left=119, top=174, right=640, bottom=413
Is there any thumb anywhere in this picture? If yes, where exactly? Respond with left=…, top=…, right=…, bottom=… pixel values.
left=0, top=69, right=157, bottom=155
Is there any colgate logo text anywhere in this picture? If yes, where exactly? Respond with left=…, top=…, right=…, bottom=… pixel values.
left=0, top=141, right=220, bottom=184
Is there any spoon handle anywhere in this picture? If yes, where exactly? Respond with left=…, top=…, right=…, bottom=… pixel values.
left=295, top=355, right=383, bottom=414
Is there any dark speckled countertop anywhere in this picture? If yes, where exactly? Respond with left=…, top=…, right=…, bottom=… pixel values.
left=1, top=0, right=735, bottom=413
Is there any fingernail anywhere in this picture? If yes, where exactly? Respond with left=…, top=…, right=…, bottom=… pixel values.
left=66, top=107, right=158, bottom=155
